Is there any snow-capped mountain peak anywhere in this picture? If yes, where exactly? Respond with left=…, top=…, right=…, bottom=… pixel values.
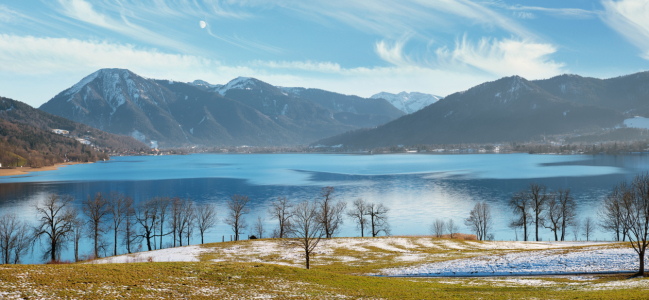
left=217, top=77, right=257, bottom=96
left=371, top=91, right=442, bottom=114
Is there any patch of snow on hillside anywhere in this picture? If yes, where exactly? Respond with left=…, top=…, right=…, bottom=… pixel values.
left=371, top=91, right=442, bottom=114
left=624, top=117, right=649, bottom=129
left=90, top=245, right=208, bottom=264
left=130, top=130, right=146, bottom=143
left=217, top=77, right=254, bottom=96
left=281, top=104, right=288, bottom=115
left=65, top=70, right=101, bottom=99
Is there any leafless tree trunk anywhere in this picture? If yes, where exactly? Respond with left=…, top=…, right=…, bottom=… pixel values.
left=225, top=195, right=250, bottom=241
left=0, top=213, right=31, bottom=264
left=528, top=183, right=549, bottom=241
left=557, top=189, right=577, bottom=241
left=347, top=198, right=368, bottom=237
left=169, top=197, right=183, bottom=247
left=571, top=219, right=581, bottom=241
left=121, top=199, right=139, bottom=254
left=464, top=201, right=492, bottom=241
left=71, top=212, right=85, bottom=262
left=582, top=216, right=596, bottom=241
left=33, top=194, right=77, bottom=262
left=619, top=174, right=649, bottom=276
left=156, top=197, right=171, bottom=249
left=446, top=219, right=459, bottom=239
left=269, top=196, right=293, bottom=238
left=134, top=198, right=158, bottom=251
left=291, top=199, right=323, bottom=269
left=107, top=191, right=129, bottom=256
left=430, top=219, right=446, bottom=238
left=599, top=185, right=628, bottom=242
left=508, top=190, right=531, bottom=241
left=253, top=216, right=265, bottom=239
left=544, top=192, right=561, bottom=241
left=83, top=192, right=110, bottom=259
left=365, top=202, right=390, bottom=237
left=316, top=187, right=346, bottom=238
left=196, top=203, right=218, bottom=244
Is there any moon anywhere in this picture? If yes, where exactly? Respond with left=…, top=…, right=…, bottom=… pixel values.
left=199, top=21, right=206, bottom=29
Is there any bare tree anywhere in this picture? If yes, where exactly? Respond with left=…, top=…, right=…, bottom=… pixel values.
left=195, top=203, right=218, bottom=244
left=71, top=212, right=85, bottom=262
left=253, top=216, right=265, bottom=239
left=508, top=190, right=531, bottom=241
left=464, top=201, right=492, bottom=241
left=225, top=195, right=250, bottom=241
left=446, top=219, right=459, bottom=239
left=33, top=194, right=77, bottom=262
left=291, top=199, right=324, bottom=269
left=430, top=219, right=446, bottom=238
left=175, top=199, right=195, bottom=246
left=599, top=186, right=628, bottom=242
left=582, top=216, right=596, bottom=241
left=269, top=197, right=293, bottom=238
left=528, top=183, right=550, bottom=241
left=107, top=191, right=129, bottom=256
left=571, top=219, right=581, bottom=241
left=0, top=213, right=31, bottom=264
left=544, top=192, right=562, bottom=241
left=347, top=198, right=368, bottom=237
left=156, top=197, right=171, bottom=249
left=365, top=202, right=390, bottom=237
left=121, top=199, right=139, bottom=254
left=557, top=189, right=577, bottom=241
left=169, top=197, right=183, bottom=247
left=83, top=192, right=111, bottom=259
left=620, top=174, right=649, bottom=276
left=316, top=187, right=346, bottom=238
left=134, top=198, right=158, bottom=251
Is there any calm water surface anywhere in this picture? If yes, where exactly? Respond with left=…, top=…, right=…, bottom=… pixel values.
left=0, top=153, right=646, bottom=263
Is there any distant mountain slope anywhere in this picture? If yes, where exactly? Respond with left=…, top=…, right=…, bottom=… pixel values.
left=533, top=71, right=649, bottom=115
left=41, top=69, right=391, bottom=147
left=318, top=76, right=624, bottom=148
left=371, top=91, right=442, bottom=114
left=0, top=96, right=145, bottom=150
left=280, top=87, right=405, bottom=127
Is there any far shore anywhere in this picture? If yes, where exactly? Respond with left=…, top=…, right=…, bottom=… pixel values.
left=0, top=162, right=93, bottom=177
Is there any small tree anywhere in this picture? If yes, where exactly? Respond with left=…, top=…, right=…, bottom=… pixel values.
left=82, top=192, right=110, bottom=259
left=544, top=192, right=562, bottom=241
left=107, top=191, right=129, bottom=256
left=446, top=219, right=459, bottom=239
left=619, top=174, right=649, bottom=276
left=0, top=213, right=31, bottom=264
left=557, top=189, right=577, bottom=241
left=365, top=202, right=390, bottom=237
left=71, top=212, right=85, bottom=262
left=430, top=219, right=446, bottom=238
left=225, top=195, right=250, bottom=241
left=269, top=196, right=293, bottom=238
left=291, top=199, right=323, bottom=269
left=508, top=190, right=531, bottom=241
left=33, top=194, right=77, bottom=262
left=347, top=198, right=368, bottom=237
left=528, top=183, right=550, bottom=241
left=316, top=187, right=346, bottom=238
left=571, top=219, right=581, bottom=241
left=195, top=203, right=218, bottom=244
left=121, top=199, right=139, bottom=254
left=599, top=186, right=627, bottom=242
left=134, top=198, right=158, bottom=251
left=155, top=197, right=171, bottom=250
left=464, top=201, right=492, bottom=241
left=253, top=216, right=265, bottom=239
left=582, top=216, right=596, bottom=241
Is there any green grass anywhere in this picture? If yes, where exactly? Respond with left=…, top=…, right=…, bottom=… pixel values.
left=1, top=237, right=647, bottom=299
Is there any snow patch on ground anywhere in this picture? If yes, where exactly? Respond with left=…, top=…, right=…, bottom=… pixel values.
left=381, top=247, right=645, bottom=277
left=91, top=245, right=208, bottom=264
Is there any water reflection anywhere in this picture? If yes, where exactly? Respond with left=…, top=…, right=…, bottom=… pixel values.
left=0, top=153, right=644, bottom=263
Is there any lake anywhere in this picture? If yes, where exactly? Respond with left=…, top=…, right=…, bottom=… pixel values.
left=0, top=153, right=646, bottom=263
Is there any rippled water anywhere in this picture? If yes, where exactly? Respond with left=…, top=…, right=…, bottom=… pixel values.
left=0, top=153, right=646, bottom=263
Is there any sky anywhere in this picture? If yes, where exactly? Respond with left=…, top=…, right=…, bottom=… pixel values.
left=1, top=0, right=649, bottom=108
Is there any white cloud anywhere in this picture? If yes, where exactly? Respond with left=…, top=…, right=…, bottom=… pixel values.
left=496, top=4, right=595, bottom=19
left=375, top=35, right=565, bottom=80
left=0, top=34, right=491, bottom=106
left=601, top=0, right=649, bottom=60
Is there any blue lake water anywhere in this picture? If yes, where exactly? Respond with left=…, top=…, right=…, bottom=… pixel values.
left=0, top=153, right=646, bottom=263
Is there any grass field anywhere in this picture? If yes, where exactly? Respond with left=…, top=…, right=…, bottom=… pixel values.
left=1, top=237, right=647, bottom=299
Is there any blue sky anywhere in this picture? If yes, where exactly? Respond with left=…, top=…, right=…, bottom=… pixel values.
left=1, top=0, right=649, bottom=107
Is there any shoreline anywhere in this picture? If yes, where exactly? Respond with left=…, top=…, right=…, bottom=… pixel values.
left=0, top=161, right=92, bottom=177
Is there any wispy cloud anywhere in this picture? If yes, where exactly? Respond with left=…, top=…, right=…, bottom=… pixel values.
left=492, top=3, right=596, bottom=19
left=601, top=0, right=649, bottom=60
left=375, top=34, right=565, bottom=79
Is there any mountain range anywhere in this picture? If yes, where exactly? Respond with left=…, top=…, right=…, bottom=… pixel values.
left=318, top=75, right=634, bottom=148
left=39, top=69, right=403, bottom=147
left=370, top=91, right=442, bottom=114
